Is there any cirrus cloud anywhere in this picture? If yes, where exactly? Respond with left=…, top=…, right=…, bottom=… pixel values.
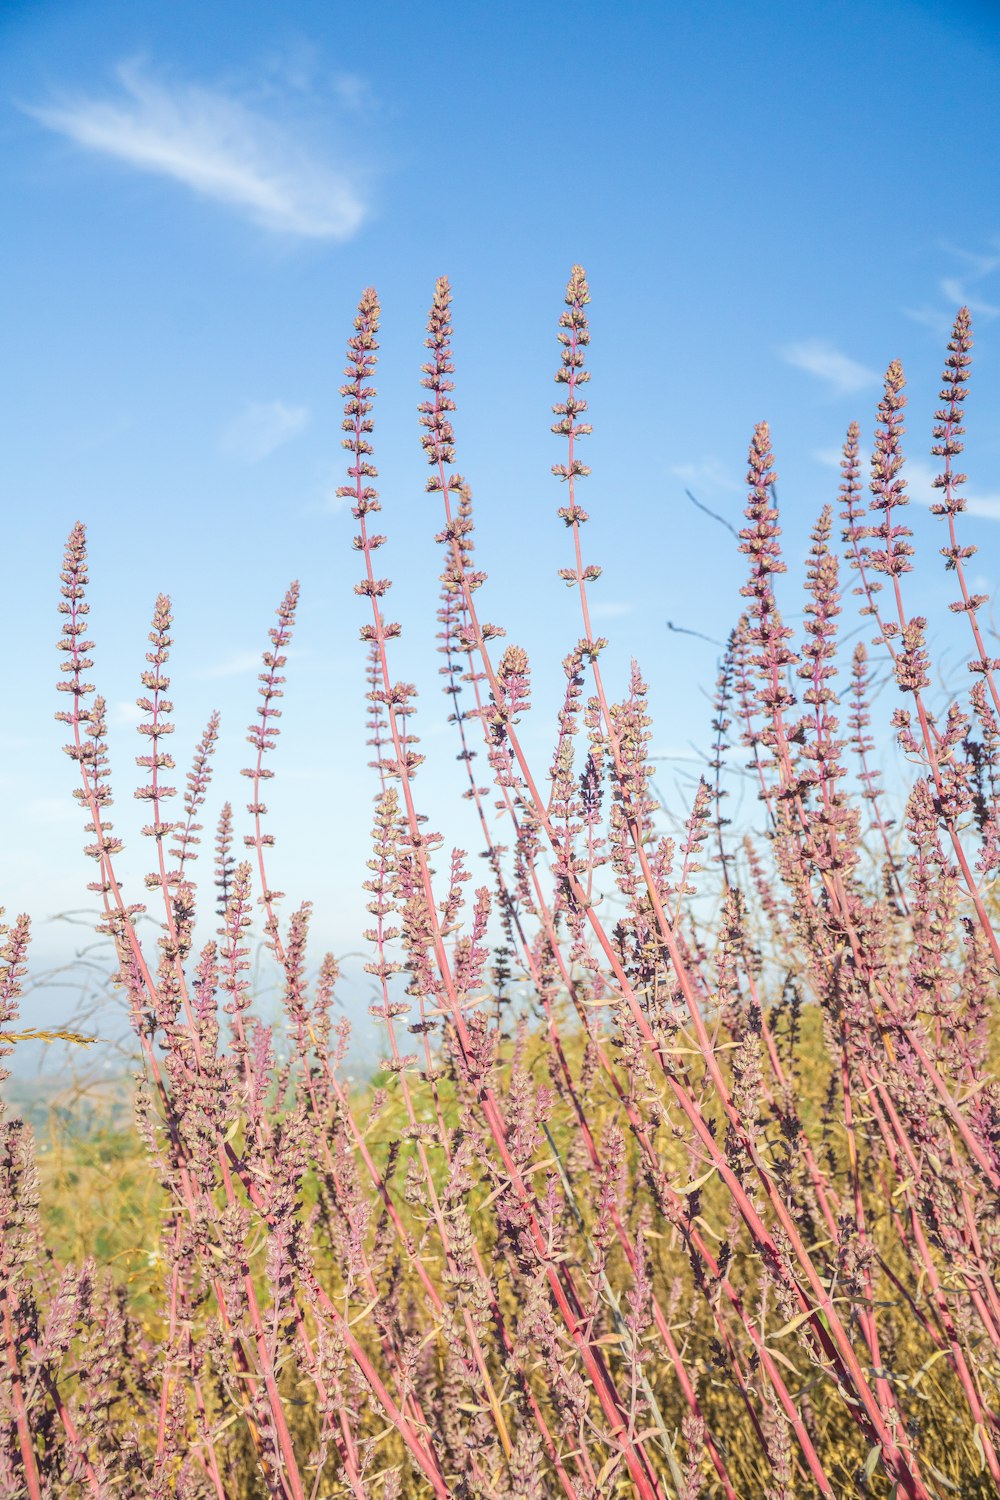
left=219, top=400, right=311, bottom=462
left=778, top=339, right=881, bottom=397
left=26, top=61, right=368, bottom=240
left=814, top=447, right=1000, bottom=522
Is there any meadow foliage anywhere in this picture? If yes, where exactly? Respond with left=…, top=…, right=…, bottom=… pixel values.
left=2, top=271, right=999, bottom=1497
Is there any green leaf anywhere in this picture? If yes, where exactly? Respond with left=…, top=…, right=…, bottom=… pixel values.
left=863, top=1443, right=881, bottom=1483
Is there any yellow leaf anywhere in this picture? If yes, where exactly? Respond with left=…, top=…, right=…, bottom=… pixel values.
left=596, top=1451, right=625, bottom=1488
left=672, top=1164, right=717, bottom=1195
left=771, top=1306, right=817, bottom=1340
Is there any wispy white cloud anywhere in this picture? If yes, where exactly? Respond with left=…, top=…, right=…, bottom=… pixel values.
left=904, top=243, right=1000, bottom=335
left=953, top=492, right=1000, bottom=526
left=901, top=304, right=954, bottom=339
left=196, top=650, right=268, bottom=680
left=778, top=340, right=881, bottom=397
left=939, top=242, right=1000, bottom=279
left=906, top=458, right=1000, bottom=522
left=907, top=284, right=1000, bottom=336
left=256, top=42, right=374, bottom=113
left=300, top=468, right=353, bottom=516
left=332, top=73, right=375, bottom=112
left=194, top=648, right=304, bottom=680
left=669, top=459, right=739, bottom=492
left=815, top=448, right=1000, bottom=522
left=26, top=61, right=367, bottom=239
left=940, top=277, right=1000, bottom=317
left=220, top=399, right=310, bottom=462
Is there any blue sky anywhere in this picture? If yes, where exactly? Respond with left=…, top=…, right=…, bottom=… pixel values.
left=2, top=0, right=999, bottom=1065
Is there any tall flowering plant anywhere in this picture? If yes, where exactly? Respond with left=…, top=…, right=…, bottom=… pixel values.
left=0, top=271, right=997, bottom=1498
